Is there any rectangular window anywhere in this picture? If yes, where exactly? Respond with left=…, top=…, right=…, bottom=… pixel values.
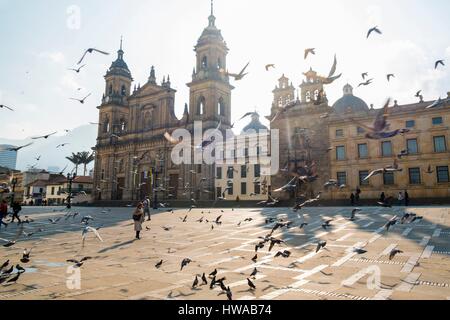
left=254, top=183, right=261, bottom=195
left=51, top=187, right=55, bottom=195
left=228, top=183, right=234, bottom=195
left=437, top=166, right=449, bottom=183
left=337, top=172, right=347, bottom=186
left=227, top=167, right=234, bottom=179
left=434, top=136, right=447, bottom=153
left=197, top=164, right=202, bottom=174
left=358, top=143, right=368, bottom=159
left=432, top=117, right=443, bottom=125
left=79, top=184, right=84, bottom=191
left=241, top=182, right=247, bottom=195
left=383, top=172, right=395, bottom=185
left=357, top=127, right=365, bottom=135
left=336, top=129, right=344, bottom=138
left=359, top=171, right=369, bottom=186
left=407, top=139, right=418, bottom=154
left=406, top=120, right=415, bottom=128
left=216, top=187, right=222, bottom=198
left=216, top=167, right=222, bottom=179
left=336, top=146, right=346, bottom=161
left=409, top=168, right=421, bottom=185
left=254, top=164, right=261, bottom=178
left=241, top=165, right=247, bottom=178
left=245, top=148, right=249, bottom=157
left=381, top=141, right=392, bottom=157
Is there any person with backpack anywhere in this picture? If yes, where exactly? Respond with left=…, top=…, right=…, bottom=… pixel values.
left=11, top=202, right=22, bottom=224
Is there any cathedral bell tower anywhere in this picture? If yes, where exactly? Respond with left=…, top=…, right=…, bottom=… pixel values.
left=272, top=74, right=295, bottom=114
left=98, top=38, right=133, bottom=139
left=187, top=1, right=234, bottom=129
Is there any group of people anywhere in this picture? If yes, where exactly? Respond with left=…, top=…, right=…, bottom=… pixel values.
left=349, top=188, right=362, bottom=206
left=0, top=199, right=23, bottom=228
left=380, top=190, right=410, bottom=206
left=349, top=188, right=410, bottom=206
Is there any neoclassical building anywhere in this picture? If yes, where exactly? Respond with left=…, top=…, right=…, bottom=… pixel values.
left=269, top=69, right=450, bottom=202
left=93, top=7, right=234, bottom=202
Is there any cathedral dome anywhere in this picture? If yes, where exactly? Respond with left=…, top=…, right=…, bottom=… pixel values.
left=196, top=4, right=226, bottom=48
left=105, top=42, right=132, bottom=80
left=241, top=113, right=269, bottom=134
left=332, top=84, right=369, bottom=114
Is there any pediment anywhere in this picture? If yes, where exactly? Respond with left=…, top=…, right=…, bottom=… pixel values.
left=133, top=83, right=165, bottom=98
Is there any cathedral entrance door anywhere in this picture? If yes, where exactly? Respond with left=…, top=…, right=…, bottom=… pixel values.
left=169, top=174, right=179, bottom=199
left=116, top=177, right=125, bottom=200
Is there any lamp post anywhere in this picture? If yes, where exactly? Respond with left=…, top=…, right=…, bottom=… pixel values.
left=66, top=173, right=76, bottom=209
left=10, top=177, right=18, bottom=207
left=152, top=165, right=159, bottom=210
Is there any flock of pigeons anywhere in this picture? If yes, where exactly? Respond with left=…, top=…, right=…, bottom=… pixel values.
left=0, top=209, right=105, bottom=285
left=146, top=202, right=419, bottom=300
left=0, top=47, right=112, bottom=171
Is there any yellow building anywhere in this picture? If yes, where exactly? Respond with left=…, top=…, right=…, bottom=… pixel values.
left=328, top=86, right=450, bottom=202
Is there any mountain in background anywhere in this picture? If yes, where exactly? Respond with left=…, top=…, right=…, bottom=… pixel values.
left=0, top=125, right=98, bottom=173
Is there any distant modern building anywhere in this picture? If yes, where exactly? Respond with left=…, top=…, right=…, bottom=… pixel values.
left=48, top=166, right=61, bottom=174
left=0, top=145, right=18, bottom=170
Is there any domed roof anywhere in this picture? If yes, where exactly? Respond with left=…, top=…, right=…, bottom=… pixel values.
left=196, top=5, right=226, bottom=48
left=332, top=84, right=369, bottom=114
left=241, top=113, right=269, bottom=134
left=105, top=43, right=132, bottom=80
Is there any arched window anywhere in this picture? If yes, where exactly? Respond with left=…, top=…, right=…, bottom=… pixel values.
left=120, top=119, right=127, bottom=132
left=201, top=56, right=208, bottom=69
left=217, top=58, right=222, bottom=70
left=314, top=90, right=319, bottom=101
left=109, top=84, right=113, bottom=95
left=121, top=85, right=127, bottom=96
left=197, top=96, right=205, bottom=115
left=144, top=112, right=151, bottom=129
left=218, top=97, right=225, bottom=116
left=103, top=118, right=110, bottom=133
left=305, top=91, right=311, bottom=103
left=278, top=97, right=283, bottom=107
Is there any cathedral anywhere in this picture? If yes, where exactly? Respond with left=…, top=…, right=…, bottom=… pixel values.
left=93, top=5, right=233, bottom=202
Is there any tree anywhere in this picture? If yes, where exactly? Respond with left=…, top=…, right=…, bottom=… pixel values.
left=78, top=151, right=95, bottom=176
left=66, top=153, right=81, bottom=175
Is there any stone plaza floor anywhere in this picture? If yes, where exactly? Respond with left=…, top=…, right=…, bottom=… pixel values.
left=0, top=205, right=449, bottom=300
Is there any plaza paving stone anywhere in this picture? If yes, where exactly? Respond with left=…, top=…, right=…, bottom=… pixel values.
left=0, top=205, right=449, bottom=300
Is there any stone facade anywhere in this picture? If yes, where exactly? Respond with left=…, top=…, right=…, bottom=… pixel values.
left=268, top=69, right=450, bottom=202
left=93, top=8, right=233, bottom=202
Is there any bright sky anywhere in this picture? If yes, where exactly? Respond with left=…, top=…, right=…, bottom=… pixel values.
left=0, top=0, right=449, bottom=140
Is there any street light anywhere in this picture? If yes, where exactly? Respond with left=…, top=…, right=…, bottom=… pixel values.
left=66, top=173, right=77, bottom=209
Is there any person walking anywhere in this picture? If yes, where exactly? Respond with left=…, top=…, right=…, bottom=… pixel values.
left=397, top=192, right=404, bottom=206
left=355, top=188, right=361, bottom=205
left=380, top=192, right=386, bottom=204
left=143, top=196, right=151, bottom=221
left=0, top=200, right=9, bottom=228
left=404, top=190, right=410, bottom=207
left=350, top=193, right=355, bottom=206
left=11, top=202, right=22, bottom=224
left=133, top=203, right=145, bottom=240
